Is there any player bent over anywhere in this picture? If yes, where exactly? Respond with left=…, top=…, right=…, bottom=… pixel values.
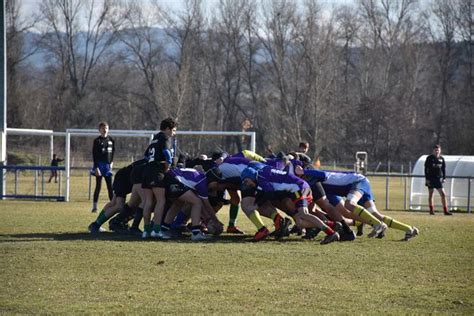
left=240, top=166, right=340, bottom=245
left=158, top=167, right=225, bottom=241
left=88, top=159, right=146, bottom=233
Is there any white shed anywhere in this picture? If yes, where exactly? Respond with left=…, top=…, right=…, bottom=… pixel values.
left=410, top=155, right=474, bottom=212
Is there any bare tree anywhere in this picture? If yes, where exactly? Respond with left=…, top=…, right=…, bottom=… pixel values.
left=38, top=0, right=119, bottom=126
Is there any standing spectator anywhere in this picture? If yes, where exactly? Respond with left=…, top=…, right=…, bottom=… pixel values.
left=424, top=144, right=452, bottom=216
left=91, top=121, right=115, bottom=212
left=47, top=154, right=64, bottom=183
left=298, top=141, right=309, bottom=154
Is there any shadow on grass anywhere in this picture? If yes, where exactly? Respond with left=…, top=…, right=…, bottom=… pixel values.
left=0, top=232, right=263, bottom=244
left=0, top=231, right=348, bottom=244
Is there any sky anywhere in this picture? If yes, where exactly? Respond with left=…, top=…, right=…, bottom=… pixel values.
left=21, top=0, right=357, bottom=17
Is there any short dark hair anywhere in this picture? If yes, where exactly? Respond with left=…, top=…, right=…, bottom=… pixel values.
left=98, top=121, right=108, bottom=129
left=299, top=142, right=309, bottom=149
left=160, top=118, right=177, bottom=131
left=433, top=144, right=441, bottom=149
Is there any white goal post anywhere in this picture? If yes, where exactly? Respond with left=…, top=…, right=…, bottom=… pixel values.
left=4, top=127, right=256, bottom=201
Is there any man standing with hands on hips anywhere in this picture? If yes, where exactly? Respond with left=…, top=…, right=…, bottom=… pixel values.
left=424, top=144, right=452, bottom=216
left=91, top=121, right=115, bottom=212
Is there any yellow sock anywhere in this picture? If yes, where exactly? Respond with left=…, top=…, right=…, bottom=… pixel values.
left=354, top=220, right=363, bottom=227
left=353, top=205, right=382, bottom=226
left=383, top=216, right=411, bottom=232
left=249, top=211, right=265, bottom=230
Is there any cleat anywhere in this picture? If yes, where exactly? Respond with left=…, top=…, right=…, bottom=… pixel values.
left=169, top=228, right=183, bottom=238
left=274, top=218, right=292, bottom=240
left=320, top=232, right=340, bottom=245
left=356, top=223, right=364, bottom=236
left=429, top=210, right=435, bottom=215
left=339, top=230, right=356, bottom=241
left=190, top=232, right=211, bottom=241
left=142, top=231, right=150, bottom=239
left=302, top=227, right=321, bottom=240
left=88, top=222, right=105, bottom=234
left=91, top=207, right=98, bottom=213
left=368, top=223, right=387, bottom=238
left=109, top=220, right=129, bottom=233
left=128, top=227, right=143, bottom=236
left=289, top=223, right=304, bottom=236
left=376, top=230, right=385, bottom=239
left=253, top=227, right=270, bottom=242
left=444, top=211, right=453, bottom=216
left=226, top=226, right=245, bottom=234
left=404, top=226, right=419, bottom=241
left=151, top=230, right=172, bottom=239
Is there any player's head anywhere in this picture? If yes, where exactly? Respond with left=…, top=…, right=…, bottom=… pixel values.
left=98, top=121, right=109, bottom=136
left=160, top=118, right=177, bottom=136
left=298, top=142, right=309, bottom=153
left=241, top=167, right=257, bottom=188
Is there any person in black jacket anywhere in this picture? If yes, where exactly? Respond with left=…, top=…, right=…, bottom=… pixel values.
left=424, top=144, right=452, bottom=216
left=47, top=154, right=64, bottom=183
left=91, top=121, right=115, bottom=212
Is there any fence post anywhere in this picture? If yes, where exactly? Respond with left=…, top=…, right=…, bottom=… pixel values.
left=14, top=169, right=18, bottom=195
left=468, top=178, right=471, bottom=214
left=385, top=161, right=390, bottom=210
left=34, top=169, right=38, bottom=197
left=404, top=174, right=407, bottom=210
left=58, top=169, right=62, bottom=197
left=41, top=170, right=45, bottom=196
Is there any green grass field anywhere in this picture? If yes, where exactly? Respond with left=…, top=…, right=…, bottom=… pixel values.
left=1, top=195, right=473, bottom=314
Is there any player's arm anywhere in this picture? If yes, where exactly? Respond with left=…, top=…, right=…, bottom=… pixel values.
left=241, top=150, right=266, bottom=162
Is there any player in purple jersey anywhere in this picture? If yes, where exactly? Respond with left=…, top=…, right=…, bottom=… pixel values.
left=297, top=166, right=418, bottom=241
left=240, top=166, right=340, bottom=245
left=157, top=167, right=225, bottom=241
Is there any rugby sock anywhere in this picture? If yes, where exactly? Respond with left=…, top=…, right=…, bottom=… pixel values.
left=144, top=223, right=152, bottom=234
left=429, top=205, right=434, bottom=213
left=321, top=224, right=335, bottom=236
left=191, top=226, right=201, bottom=235
left=92, top=202, right=98, bottom=210
left=326, top=220, right=335, bottom=228
left=228, top=204, right=239, bottom=227
left=171, top=212, right=186, bottom=229
left=131, top=208, right=143, bottom=229
left=153, top=223, right=164, bottom=233
left=353, top=205, right=382, bottom=226
left=249, top=211, right=265, bottom=230
left=382, top=216, right=411, bottom=232
left=443, top=206, right=448, bottom=213
left=94, top=210, right=108, bottom=225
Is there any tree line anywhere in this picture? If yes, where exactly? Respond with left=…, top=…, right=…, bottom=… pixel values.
left=6, top=0, right=473, bottom=164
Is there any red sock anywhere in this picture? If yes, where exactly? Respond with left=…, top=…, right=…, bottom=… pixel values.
left=323, top=227, right=335, bottom=235
left=429, top=205, right=434, bottom=212
left=326, top=220, right=335, bottom=228
left=443, top=206, right=448, bottom=213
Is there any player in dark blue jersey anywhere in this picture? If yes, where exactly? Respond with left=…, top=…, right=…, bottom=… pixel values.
left=425, top=145, right=451, bottom=215
left=141, top=118, right=177, bottom=238
left=91, top=122, right=115, bottom=212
